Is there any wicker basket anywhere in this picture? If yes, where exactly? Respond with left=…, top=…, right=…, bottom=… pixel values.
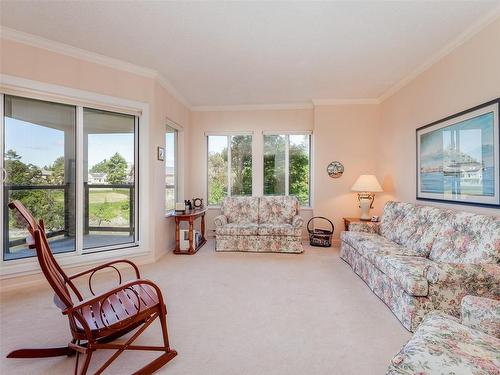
left=307, top=216, right=334, bottom=247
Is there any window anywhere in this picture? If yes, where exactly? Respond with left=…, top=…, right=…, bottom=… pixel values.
left=2, top=95, right=139, bottom=261
left=207, top=134, right=252, bottom=206
left=3, top=95, right=76, bottom=260
left=83, top=108, right=137, bottom=250
left=264, top=133, right=311, bottom=206
left=165, top=126, right=178, bottom=212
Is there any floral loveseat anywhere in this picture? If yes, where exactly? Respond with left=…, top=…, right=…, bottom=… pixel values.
left=340, top=201, right=500, bottom=332
left=214, top=196, right=304, bottom=253
left=387, top=295, right=500, bottom=374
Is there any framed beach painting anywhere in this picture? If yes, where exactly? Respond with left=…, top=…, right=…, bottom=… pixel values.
left=416, top=98, right=500, bottom=207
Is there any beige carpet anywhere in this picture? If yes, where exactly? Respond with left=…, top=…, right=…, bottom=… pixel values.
left=0, top=240, right=410, bottom=374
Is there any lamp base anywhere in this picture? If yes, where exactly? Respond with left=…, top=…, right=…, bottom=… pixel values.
left=358, top=195, right=374, bottom=221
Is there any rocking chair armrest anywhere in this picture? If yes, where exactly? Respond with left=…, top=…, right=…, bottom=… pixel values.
left=68, top=259, right=141, bottom=281
left=65, top=279, right=164, bottom=315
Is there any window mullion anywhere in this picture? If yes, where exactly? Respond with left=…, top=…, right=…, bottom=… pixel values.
left=227, top=135, right=232, bottom=197
left=285, top=135, right=290, bottom=196
left=75, top=106, right=84, bottom=255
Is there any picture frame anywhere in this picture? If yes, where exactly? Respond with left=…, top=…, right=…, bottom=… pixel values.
left=157, top=146, right=165, bottom=161
left=416, top=98, right=500, bottom=207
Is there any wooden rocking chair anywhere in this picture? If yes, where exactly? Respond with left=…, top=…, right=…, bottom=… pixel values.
left=6, top=200, right=177, bottom=374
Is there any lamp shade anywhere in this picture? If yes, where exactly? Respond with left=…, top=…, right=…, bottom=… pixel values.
left=351, top=175, right=383, bottom=192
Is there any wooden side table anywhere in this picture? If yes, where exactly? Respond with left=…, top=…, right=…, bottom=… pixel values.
left=343, top=217, right=379, bottom=231
left=172, top=209, right=207, bottom=255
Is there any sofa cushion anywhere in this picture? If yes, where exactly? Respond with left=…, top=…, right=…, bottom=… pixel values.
left=222, top=196, right=259, bottom=224
left=387, top=311, right=500, bottom=375
left=380, top=202, right=448, bottom=257
left=379, top=201, right=414, bottom=243
left=429, top=211, right=500, bottom=264
left=374, top=255, right=431, bottom=296
left=341, top=232, right=421, bottom=264
left=215, top=223, right=259, bottom=236
left=258, top=196, right=299, bottom=224
left=258, top=224, right=301, bottom=237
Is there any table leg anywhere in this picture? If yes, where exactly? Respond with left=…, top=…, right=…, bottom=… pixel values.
left=201, top=213, right=206, bottom=241
left=188, top=218, right=194, bottom=253
left=175, top=219, right=180, bottom=253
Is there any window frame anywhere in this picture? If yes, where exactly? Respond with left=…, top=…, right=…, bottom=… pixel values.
left=205, top=131, right=312, bottom=208
left=263, top=132, right=312, bottom=207
left=0, top=75, right=151, bottom=278
left=206, top=132, right=253, bottom=207
left=165, top=124, right=178, bottom=213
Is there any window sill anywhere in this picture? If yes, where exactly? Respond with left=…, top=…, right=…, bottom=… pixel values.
left=165, top=210, right=176, bottom=218
left=1, top=244, right=153, bottom=279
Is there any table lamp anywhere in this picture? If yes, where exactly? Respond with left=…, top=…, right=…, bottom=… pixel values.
left=351, top=175, right=383, bottom=220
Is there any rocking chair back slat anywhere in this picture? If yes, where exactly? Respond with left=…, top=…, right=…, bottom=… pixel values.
left=8, top=201, right=74, bottom=309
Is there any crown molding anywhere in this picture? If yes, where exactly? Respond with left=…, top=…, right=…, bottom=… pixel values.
left=191, top=102, right=314, bottom=112
left=312, top=98, right=380, bottom=106
left=377, top=4, right=500, bottom=103
left=0, top=26, right=192, bottom=109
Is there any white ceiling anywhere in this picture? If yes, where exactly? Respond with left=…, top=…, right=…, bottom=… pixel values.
left=1, top=1, right=499, bottom=107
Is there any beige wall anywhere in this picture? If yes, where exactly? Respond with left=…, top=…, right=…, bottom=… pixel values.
left=0, top=38, right=191, bottom=262
left=378, top=16, right=500, bottom=215
left=313, top=104, right=382, bottom=238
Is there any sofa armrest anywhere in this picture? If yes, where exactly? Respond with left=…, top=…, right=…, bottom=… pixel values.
left=348, top=221, right=380, bottom=234
left=292, top=215, right=304, bottom=229
left=426, top=263, right=500, bottom=287
left=214, top=215, right=228, bottom=228
left=461, top=295, right=500, bottom=337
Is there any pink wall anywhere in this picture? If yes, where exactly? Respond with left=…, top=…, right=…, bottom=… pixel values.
left=378, top=17, right=500, bottom=215
left=313, top=104, right=382, bottom=238
left=0, top=38, right=191, bottom=258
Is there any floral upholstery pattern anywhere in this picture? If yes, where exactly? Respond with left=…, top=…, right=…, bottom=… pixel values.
left=221, top=196, right=259, bottom=224
left=348, top=221, right=380, bottom=234
left=258, top=196, right=299, bottom=224
left=216, top=235, right=303, bottom=253
left=379, top=202, right=448, bottom=257
left=429, top=211, right=500, bottom=264
left=426, top=262, right=500, bottom=291
left=215, top=196, right=304, bottom=253
left=215, top=223, right=258, bottom=236
left=214, top=215, right=227, bottom=228
left=375, top=255, right=431, bottom=296
left=379, top=201, right=414, bottom=243
left=461, top=295, right=500, bottom=338
left=341, top=201, right=500, bottom=332
left=258, top=224, right=301, bottom=236
left=387, top=311, right=500, bottom=375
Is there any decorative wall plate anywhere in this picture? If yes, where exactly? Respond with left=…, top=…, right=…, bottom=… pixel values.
left=327, top=161, right=344, bottom=178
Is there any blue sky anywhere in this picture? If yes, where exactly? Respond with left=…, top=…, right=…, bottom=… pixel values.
left=5, top=118, right=135, bottom=169
left=420, top=112, right=494, bottom=166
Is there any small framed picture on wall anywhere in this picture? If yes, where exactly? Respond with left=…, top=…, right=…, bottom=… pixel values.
left=416, top=98, right=500, bottom=207
left=157, top=146, right=165, bottom=161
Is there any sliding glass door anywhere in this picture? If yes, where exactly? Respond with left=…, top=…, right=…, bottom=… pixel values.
left=3, top=95, right=76, bottom=260
left=1, top=95, right=139, bottom=261
left=83, top=108, right=136, bottom=249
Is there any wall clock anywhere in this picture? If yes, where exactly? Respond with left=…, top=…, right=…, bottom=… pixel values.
left=327, top=161, right=344, bottom=178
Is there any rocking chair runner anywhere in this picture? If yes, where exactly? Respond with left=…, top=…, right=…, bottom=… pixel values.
left=6, top=200, right=177, bottom=374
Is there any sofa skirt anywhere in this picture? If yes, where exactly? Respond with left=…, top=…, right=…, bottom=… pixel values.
left=215, top=235, right=303, bottom=253
left=340, top=241, right=431, bottom=331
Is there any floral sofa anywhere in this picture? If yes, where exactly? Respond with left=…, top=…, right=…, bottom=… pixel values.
left=340, top=201, right=500, bottom=332
left=214, top=196, right=304, bottom=253
left=387, top=295, right=500, bottom=374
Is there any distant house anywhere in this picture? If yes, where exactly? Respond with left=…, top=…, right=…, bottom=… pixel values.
left=88, top=172, right=107, bottom=184
left=40, top=169, right=53, bottom=180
